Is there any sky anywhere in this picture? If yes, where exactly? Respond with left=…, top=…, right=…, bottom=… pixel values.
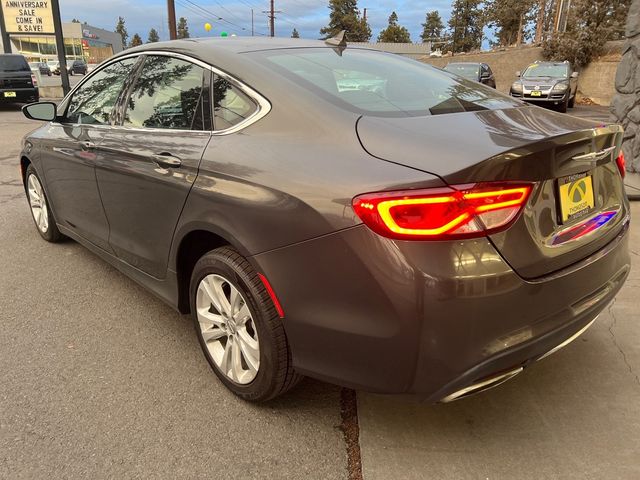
left=59, top=0, right=471, bottom=44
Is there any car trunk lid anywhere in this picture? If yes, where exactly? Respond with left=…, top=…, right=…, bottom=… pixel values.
left=356, top=106, right=628, bottom=279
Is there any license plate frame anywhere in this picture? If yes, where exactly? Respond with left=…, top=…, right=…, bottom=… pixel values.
left=3, top=91, right=17, bottom=98
left=557, top=172, right=595, bottom=224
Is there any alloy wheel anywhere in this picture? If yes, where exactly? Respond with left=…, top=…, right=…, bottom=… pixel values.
left=196, top=274, right=260, bottom=384
left=27, top=174, right=49, bottom=233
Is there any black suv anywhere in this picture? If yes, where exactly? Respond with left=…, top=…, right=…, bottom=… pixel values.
left=69, top=59, right=87, bottom=75
left=444, top=62, right=496, bottom=88
left=0, top=54, right=38, bottom=104
left=509, top=61, right=578, bottom=113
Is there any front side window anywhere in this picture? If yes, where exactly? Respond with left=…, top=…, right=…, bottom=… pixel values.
left=256, top=49, right=520, bottom=117
left=65, top=57, right=136, bottom=125
left=212, top=75, right=257, bottom=130
left=123, top=56, right=204, bottom=130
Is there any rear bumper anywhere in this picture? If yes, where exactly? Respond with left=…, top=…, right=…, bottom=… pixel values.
left=0, top=88, right=38, bottom=103
left=252, top=218, right=630, bottom=401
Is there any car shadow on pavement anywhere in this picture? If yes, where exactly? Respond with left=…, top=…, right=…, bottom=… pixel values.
left=357, top=304, right=640, bottom=478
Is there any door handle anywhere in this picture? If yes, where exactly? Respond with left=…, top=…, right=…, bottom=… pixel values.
left=152, top=152, right=182, bottom=168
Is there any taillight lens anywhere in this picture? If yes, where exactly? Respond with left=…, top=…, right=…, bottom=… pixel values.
left=615, top=150, right=625, bottom=178
left=352, top=183, right=532, bottom=240
left=31, top=74, right=38, bottom=87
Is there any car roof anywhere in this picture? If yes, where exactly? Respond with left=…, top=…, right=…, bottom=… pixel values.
left=124, top=37, right=344, bottom=57
left=116, top=37, right=379, bottom=87
left=446, top=62, right=481, bottom=66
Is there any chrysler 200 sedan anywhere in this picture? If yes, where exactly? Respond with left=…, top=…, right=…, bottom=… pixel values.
left=19, top=38, right=630, bottom=402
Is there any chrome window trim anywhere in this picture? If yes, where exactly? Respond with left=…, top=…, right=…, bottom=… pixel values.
left=52, top=49, right=271, bottom=135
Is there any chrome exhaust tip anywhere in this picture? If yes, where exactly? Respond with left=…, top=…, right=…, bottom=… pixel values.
left=440, top=367, right=524, bottom=403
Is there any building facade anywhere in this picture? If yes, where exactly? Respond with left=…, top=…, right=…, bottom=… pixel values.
left=4, top=22, right=123, bottom=64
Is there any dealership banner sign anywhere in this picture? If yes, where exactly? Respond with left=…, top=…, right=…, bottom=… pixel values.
left=1, top=1, right=54, bottom=34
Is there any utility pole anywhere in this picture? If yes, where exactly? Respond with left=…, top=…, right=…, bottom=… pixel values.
left=167, top=0, right=177, bottom=40
left=269, top=0, right=275, bottom=37
left=51, top=0, right=70, bottom=95
left=251, top=9, right=254, bottom=36
left=0, top=3, right=11, bottom=54
left=263, top=0, right=281, bottom=37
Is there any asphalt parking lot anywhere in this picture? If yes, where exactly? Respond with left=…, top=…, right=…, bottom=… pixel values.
left=1, top=104, right=639, bottom=479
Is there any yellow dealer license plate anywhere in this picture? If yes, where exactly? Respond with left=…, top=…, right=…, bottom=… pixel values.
left=530, top=91, right=542, bottom=97
left=4, top=91, right=16, bottom=98
left=558, top=173, right=595, bottom=223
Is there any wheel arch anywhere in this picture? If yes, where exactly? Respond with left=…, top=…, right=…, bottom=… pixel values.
left=20, top=155, right=32, bottom=188
left=173, top=226, right=252, bottom=314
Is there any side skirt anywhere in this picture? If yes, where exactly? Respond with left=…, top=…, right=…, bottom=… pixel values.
left=58, top=224, right=182, bottom=313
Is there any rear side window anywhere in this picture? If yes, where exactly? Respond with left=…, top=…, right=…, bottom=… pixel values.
left=0, top=55, right=30, bottom=72
left=212, top=75, right=257, bottom=130
left=123, top=56, right=205, bottom=130
left=256, top=49, right=520, bottom=117
left=65, top=57, right=136, bottom=125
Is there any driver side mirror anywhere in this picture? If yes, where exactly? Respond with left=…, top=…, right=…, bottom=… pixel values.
left=515, top=71, right=521, bottom=77
left=22, top=102, right=57, bottom=122
left=571, top=71, right=579, bottom=78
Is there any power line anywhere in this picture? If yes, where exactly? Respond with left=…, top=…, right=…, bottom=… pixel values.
left=176, top=0, right=268, bottom=35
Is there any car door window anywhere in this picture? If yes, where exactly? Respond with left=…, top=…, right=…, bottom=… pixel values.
left=123, top=56, right=205, bottom=130
left=65, top=57, right=137, bottom=125
left=212, top=74, right=257, bottom=130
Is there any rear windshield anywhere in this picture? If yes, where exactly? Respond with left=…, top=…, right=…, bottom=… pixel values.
left=253, top=48, right=519, bottom=117
left=444, top=63, right=480, bottom=79
left=0, top=55, right=30, bottom=72
left=522, top=64, right=569, bottom=78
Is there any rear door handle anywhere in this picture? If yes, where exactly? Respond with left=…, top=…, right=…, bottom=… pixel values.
left=152, top=152, right=182, bottom=168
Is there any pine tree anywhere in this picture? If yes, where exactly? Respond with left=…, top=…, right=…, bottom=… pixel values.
left=148, top=28, right=160, bottom=43
left=485, top=0, right=536, bottom=47
left=542, top=0, right=630, bottom=67
left=291, top=28, right=300, bottom=38
left=446, top=0, right=484, bottom=53
left=130, top=33, right=143, bottom=47
left=378, top=12, right=411, bottom=43
left=421, top=11, right=444, bottom=43
left=115, top=16, right=128, bottom=50
left=177, top=17, right=190, bottom=39
left=320, top=0, right=371, bottom=42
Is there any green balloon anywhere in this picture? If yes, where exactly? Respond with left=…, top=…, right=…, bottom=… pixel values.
left=220, top=31, right=228, bottom=37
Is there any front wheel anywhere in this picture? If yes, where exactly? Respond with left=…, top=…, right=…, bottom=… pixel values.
left=557, top=97, right=568, bottom=113
left=190, top=247, right=302, bottom=401
left=568, top=94, right=575, bottom=108
left=25, top=165, right=64, bottom=242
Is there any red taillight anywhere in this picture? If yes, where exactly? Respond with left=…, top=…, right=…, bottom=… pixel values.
left=352, top=183, right=532, bottom=240
left=31, top=74, right=38, bottom=87
left=616, top=151, right=626, bottom=178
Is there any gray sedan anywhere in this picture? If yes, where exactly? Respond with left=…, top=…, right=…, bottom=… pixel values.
left=18, top=38, right=630, bottom=402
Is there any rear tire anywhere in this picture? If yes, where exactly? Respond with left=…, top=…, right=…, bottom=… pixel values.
left=190, top=246, right=302, bottom=402
left=25, top=165, right=64, bottom=243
